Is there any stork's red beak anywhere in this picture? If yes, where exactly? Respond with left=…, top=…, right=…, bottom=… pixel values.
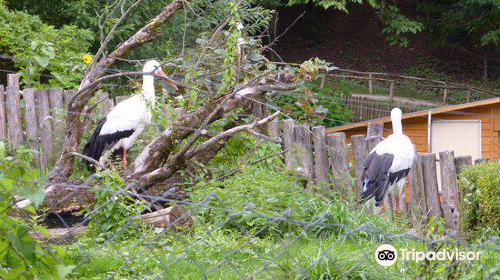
left=155, top=69, right=178, bottom=91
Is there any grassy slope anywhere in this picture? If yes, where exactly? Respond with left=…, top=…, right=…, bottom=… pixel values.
left=62, top=167, right=499, bottom=279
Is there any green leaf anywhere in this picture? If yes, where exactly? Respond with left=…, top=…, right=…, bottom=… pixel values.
left=56, top=264, right=75, bottom=279
left=23, top=187, right=45, bottom=208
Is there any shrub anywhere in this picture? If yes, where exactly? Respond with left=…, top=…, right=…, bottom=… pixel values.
left=459, top=161, right=500, bottom=239
left=0, top=142, right=73, bottom=279
left=0, top=2, right=93, bottom=88
left=84, top=171, right=146, bottom=241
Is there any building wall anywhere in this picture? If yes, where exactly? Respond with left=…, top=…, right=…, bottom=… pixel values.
left=335, top=104, right=500, bottom=160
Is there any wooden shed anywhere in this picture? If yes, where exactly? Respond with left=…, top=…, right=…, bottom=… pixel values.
left=326, top=97, right=500, bottom=161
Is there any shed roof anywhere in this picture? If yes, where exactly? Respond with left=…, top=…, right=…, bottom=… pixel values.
left=326, top=97, right=500, bottom=133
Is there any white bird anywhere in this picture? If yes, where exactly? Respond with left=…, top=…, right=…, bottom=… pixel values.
left=83, top=60, right=178, bottom=169
left=360, top=108, right=414, bottom=213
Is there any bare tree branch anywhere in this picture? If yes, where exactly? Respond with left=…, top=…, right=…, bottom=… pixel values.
left=138, top=111, right=280, bottom=187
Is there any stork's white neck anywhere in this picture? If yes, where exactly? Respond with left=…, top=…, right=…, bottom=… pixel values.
left=142, top=74, right=155, bottom=102
left=392, top=115, right=403, bottom=135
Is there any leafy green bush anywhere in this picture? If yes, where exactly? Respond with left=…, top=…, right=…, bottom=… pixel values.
left=0, top=142, right=73, bottom=279
left=84, top=172, right=146, bottom=241
left=0, top=2, right=93, bottom=88
left=459, top=161, right=500, bottom=240
left=272, top=81, right=352, bottom=127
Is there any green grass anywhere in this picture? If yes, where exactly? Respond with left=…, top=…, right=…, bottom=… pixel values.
left=64, top=224, right=499, bottom=279
left=60, top=166, right=499, bottom=280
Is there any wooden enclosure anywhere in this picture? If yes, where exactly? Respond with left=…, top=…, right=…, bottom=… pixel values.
left=280, top=119, right=476, bottom=233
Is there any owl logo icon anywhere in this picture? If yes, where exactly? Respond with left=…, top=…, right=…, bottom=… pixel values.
left=375, top=244, right=398, bottom=266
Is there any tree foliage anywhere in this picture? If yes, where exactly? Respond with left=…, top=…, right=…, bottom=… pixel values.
left=286, top=0, right=423, bottom=47
left=0, top=1, right=93, bottom=87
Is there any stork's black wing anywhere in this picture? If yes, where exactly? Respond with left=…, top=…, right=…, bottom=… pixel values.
left=82, top=117, right=134, bottom=168
left=360, top=152, right=394, bottom=206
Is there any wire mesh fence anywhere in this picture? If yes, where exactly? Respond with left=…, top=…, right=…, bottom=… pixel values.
left=4, top=168, right=498, bottom=280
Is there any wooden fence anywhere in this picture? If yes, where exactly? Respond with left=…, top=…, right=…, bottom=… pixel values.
left=339, top=95, right=420, bottom=122
left=0, top=74, right=122, bottom=169
left=279, top=119, right=475, bottom=234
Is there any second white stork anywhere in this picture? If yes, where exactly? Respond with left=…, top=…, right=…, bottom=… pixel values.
left=360, top=107, right=414, bottom=213
left=83, top=60, right=178, bottom=169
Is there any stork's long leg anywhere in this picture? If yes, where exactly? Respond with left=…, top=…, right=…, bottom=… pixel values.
left=123, top=148, right=128, bottom=169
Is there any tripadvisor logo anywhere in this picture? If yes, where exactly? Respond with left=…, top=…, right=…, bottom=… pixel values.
left=375, top=244, right=483, bottom=266
left=375, top=244, right=397, bottom=266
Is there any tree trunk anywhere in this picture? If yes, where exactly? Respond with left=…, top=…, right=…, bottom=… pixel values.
left=49, top=0, right=186, bottom=181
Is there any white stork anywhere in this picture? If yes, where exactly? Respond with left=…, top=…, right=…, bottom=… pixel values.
left=360, top=107, right=414, bottom=213
left=83, top=60, right=178, bottom=169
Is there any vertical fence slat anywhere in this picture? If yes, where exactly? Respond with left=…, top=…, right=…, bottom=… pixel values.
left=295, top=125, right=315, bottom=181
left=368, top=73, right=373, bottom=95
left=454, top=156, right=472, bottom=175
left=23, top=89, right=39, bottom=154
left=389, top=82, right=394, bottom=101
left=408, top=151, right=426, bottom=221
left=268, top=118, right=279, bottom=141
left=48, top=87, right=64, bottom=138
left=37, top=89, right=53, bottom=169
left=312, top=126, right=329, bottom=184
left=326, top=132, right=352, bottom=199
left=0, top=85, right=6, bottom=140
left=367, top=122, right=384, bottom=138
left=421, top=153, right=442, bottom=218
left=443, top=84, right=448, bottom=103
left=439, top=151, right=460, bottom=233
left=351, top=135, right=368, bottom=200
left=283, top=119, right=296, bottom=171
left=6, top=74, right=23, bottom=146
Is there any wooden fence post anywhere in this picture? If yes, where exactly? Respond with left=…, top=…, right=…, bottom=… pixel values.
left=443, top=84, right=448, bottom=103
left=312, top=126, right=329, bottom=184
left=326, top=132, right=352, bottom=199
left=0, top=85, right=6, bottom=140
left=351, top=135, right=368, bottom=200
left=23, top=89, right=39, bottom=154
left=439, top=151, right=460, bottom=233
left=367, top=122, right=384, bottom=138
left=408, top=150, right=426, bottom=222
left=282, top=119, right=296, bottom=171
left=6, top=74, right=23, bottom=147
left=37, top=89, right=53, bottom=169
left=48, top=87, right=64, bottom=138
left=454, top=155, right=472, bottom=175
left=474, top=158, right=489, bottom=164
left=268, top=118, right=279, bottom=141
left=389, top=82, right=394, bottom=101
left=421, top=153, right=442, bottom=218
left=368, top=73, right=373, bottom=95
left=295, top=125, right=315, bottom=181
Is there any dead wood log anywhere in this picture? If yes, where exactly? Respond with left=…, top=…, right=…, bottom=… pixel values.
left=31, top=206, right=193, bottom=244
